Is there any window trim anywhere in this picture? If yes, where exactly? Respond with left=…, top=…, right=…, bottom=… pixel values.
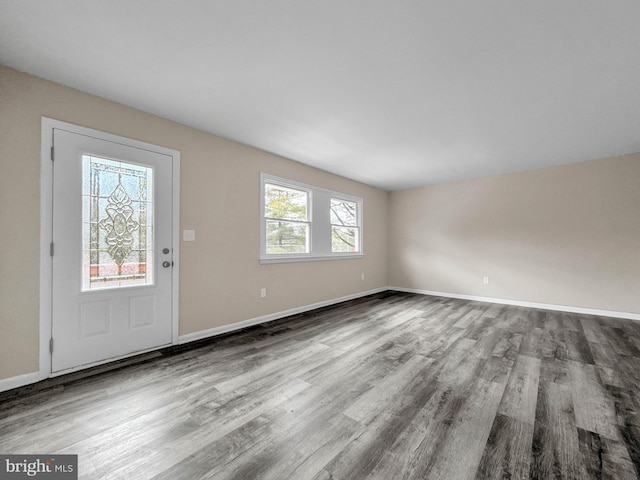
left=330, top=196, right=361, bottom=254
left=260, top=173, right=363, bottom=264
left=262, top=178, right=313, bottom=258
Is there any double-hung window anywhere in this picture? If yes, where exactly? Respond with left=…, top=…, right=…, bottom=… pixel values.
left=260, top=173, right=363, bottom=263
left=330, top=198, right=360, bottom=253
left=264, top=182, right=311, bottom=255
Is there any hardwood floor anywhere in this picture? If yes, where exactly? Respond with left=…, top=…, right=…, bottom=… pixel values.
left=1, top=292, right=639, bottom=479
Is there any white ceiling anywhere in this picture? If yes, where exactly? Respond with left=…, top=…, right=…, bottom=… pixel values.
left=1, top=1, right=639, bottom=190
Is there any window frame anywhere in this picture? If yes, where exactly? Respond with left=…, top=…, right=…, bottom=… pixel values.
left=330, top=196, right=361, bottom=254
left=260, top=173, right=363, bottom=264
left=262, top=178, right=313, bottom=258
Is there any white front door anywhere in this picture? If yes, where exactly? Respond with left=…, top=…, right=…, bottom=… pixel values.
left=51, top=127, right=176, bottom=373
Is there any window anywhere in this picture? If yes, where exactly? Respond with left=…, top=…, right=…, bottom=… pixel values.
left=264, top=183, right=310, bottom=255
left=261, top=174, right=363, bottom=263
left=331, top=198, right=359, bottom=253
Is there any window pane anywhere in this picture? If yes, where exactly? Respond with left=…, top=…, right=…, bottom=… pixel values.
left=330, top=199, right=357, bottom=226
left=266, top=220, right=309, bottom=254
left=265, top=184, right=308, bottom=221
left=332, top=226, right=359, bottom=253
left=82, top=155, right=154, bottom=291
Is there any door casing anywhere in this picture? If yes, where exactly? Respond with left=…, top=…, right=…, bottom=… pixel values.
left=40, top=117, right=180, bottom=378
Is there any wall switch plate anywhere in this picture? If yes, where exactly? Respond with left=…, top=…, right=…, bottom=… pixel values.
left=260, top=288, right=267, bottom=298
left=183, top=230, right=196, bottom=241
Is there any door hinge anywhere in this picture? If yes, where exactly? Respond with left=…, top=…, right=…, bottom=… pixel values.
left=50, top=242, right=54, bottom=257
left=50, top=146, right=55, bottom=161
left=49, top=338, right=54, bottom=353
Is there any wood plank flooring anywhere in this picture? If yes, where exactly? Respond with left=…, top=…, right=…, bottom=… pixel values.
left=1, top=292, right=639, bottom=479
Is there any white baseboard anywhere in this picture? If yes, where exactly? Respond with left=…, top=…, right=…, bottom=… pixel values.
left=179, top=287, right=388, bottom=344
left=0, top=371, right=43, bottom=394
left=390, top=286, right=640, bottom=321
left=6, top=285, right=634, bottom=394
left=0, top=288, right=387, bottom=394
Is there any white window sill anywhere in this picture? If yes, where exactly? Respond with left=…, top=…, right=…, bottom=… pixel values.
left=259, top=254, right=364, bottom=265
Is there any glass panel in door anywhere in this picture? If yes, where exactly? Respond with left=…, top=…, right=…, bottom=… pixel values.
left=81, top=155, right=154, bottom=291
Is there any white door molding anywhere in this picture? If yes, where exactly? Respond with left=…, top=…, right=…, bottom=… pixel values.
left=40, top=117, right=180, bottom=379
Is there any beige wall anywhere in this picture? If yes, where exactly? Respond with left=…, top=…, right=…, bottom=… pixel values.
left=389, top=155, right=640, bottom=314
left=0, top=66, right=389, bottom=380
left=2, top=63, right=638, bottom=383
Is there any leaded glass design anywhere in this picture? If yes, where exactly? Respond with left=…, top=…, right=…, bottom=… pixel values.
left=82, top=155, right=154, bottom=290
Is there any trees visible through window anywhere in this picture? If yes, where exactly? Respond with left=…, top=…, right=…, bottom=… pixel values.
left=264, top=183, right=310, bottom=254
left=261, top=174, right=363, bottom=262
left=331, top=198, right=359, bottom=253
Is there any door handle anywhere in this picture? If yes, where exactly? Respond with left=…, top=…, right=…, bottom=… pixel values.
left=162, top=261, right=173, bottom=268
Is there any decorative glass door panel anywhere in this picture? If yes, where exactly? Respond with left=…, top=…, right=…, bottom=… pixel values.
left=82, top=155, right=154, bottom=291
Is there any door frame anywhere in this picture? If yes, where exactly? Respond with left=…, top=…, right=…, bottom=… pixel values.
left=39, top=117, right=180, bottom=378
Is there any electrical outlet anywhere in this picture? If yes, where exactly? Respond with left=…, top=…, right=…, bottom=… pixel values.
left=483, top=276, right=490, bottom=285
left=260, top=288, right=267, bottom=298
left=361, top=273, right=365, bottom=280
